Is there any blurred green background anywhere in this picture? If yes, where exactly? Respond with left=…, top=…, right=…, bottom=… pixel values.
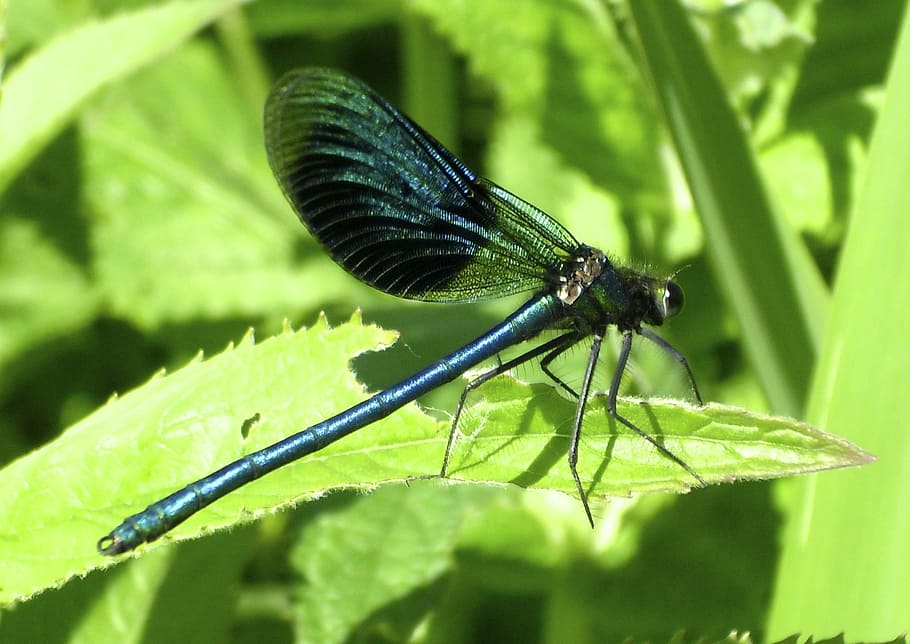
left=1, top=0, right=908, bottom=642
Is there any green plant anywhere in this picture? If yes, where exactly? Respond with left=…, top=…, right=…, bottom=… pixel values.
left=0, top=1, right=905, bottom=641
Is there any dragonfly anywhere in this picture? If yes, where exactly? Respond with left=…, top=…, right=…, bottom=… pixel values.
left=98, top=68, right=703, bottom=556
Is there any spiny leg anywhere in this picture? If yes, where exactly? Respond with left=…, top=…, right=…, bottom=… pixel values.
left=608, top=330, right=706, bottom=487
left=567, top=326, right=607, bottom=528
left=540, top=333, right=584, bottom=398
left=440, top=331, right=579, bottom=478
left=637, top=327, right=703, bottom=405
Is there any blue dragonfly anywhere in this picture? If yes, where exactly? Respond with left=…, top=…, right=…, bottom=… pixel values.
left=98, top=68, right=702, bottom=555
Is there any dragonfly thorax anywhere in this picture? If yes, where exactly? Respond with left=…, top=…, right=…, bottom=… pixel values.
left=555, top=245, right=607, bottom=305
left=556, top=252, right=687, bottom=333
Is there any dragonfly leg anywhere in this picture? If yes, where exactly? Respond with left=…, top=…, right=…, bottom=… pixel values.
left=608, top=330, right=706, bottom=486
left=567, top=326, right=606, bottom=528
left=637, top=327, right=703, bottom=405
left=440, top=332, right=578, bottom=478
left=540, top=336, right=582, bottom=398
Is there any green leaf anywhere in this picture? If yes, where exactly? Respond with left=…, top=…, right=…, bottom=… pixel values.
left=0, top=315, right=403, bottom=605
left=412, top=0, right=666, bottom=211
left=629, top=0, right=830, bottom=415
left=0, top=314, right=870, bottom=605
left=1, top=3, right=897, bottom=636
left=0, top=216, right=97, bottom=366
left=444, top=376, right=872, bottom=500
left=0, top=528, right=256, bottom=642
left=83, top=42, right=342, bottom=329
left=0, top=0, right=246, bottom=194
left=291, top=483, right=498, bottom=644
left=247, top=0, right=403, bottom=38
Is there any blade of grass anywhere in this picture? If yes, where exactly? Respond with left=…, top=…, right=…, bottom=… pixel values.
left=767, top=5, right=910, bottom=638
left=627, top=0, right=829, bottom=416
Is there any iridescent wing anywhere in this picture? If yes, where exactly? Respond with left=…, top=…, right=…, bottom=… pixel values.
left=264, top=68, right=579, bottom=302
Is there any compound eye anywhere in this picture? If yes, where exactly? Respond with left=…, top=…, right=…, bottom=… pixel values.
left=663, top=280, right=685, bottom=318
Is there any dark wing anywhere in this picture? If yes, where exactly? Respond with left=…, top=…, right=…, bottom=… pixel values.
left=263, top=68, right=579, bottom=302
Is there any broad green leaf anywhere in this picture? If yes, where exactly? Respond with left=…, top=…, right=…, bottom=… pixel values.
left=0, top=315, right=869, bottom=605
left=0, top=0, right=246, bottom=194
left=412, top=0, right=666, bottom=211
left=247, top=0, right=403, bottom=38
left=6, top=0, right=90, bottom=57
left=691, top=0, right=811, bottom=109
left=0, top=548, right=179, bottom=643
left=292, top=483, right=499, bottom=644
left=0, top=216, right=96, bottom=367
left=0, top=528, right=256, bottom=643
left=0, top=315, right=396, bottom=605
left=445, top=377, right=871, bottom=500
left=759, top=133, right=834, bottom=237
left=83, top=42, right=382, bottom=330
left=485, top=115, right=631, bottom=261
left=83, top=42, right=335, bottom=329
